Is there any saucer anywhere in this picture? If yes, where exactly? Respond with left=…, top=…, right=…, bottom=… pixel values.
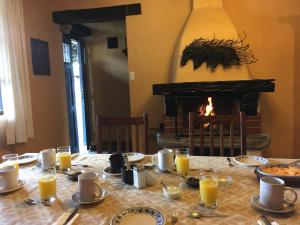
left=0, top=179, right=25, bottom=194
left=71, top=189, right=107, bottom=205
left=103, top=167, right=122, bottom=176
left=251, top=194, right=295, bottom=214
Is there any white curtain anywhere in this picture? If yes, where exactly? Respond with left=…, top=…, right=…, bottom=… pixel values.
left=0, top=0, right=34, bottom=145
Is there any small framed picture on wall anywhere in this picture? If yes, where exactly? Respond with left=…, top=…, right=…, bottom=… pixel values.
left=30, top=38, right=51, bottom=75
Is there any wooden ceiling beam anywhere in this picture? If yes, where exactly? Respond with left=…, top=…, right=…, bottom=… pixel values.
left=53, top=3, right=141, bottom=25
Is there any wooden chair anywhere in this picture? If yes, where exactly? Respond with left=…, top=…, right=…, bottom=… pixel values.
left=96, top=113, right=149, bottom=154
left=189, top=112, right=246, bottom=156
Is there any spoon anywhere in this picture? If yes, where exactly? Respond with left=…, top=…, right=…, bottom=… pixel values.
left=189, top=211, right=228, bottom=218
left=24, top=198, right=52, bottom=207
left=24, top=198, right=37, bottom=205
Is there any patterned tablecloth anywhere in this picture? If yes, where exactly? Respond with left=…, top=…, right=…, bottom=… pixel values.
left=0, top=154, right=299, bottom=225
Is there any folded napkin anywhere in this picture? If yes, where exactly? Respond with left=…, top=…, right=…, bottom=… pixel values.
left=52, top=211, right=79, bottom=225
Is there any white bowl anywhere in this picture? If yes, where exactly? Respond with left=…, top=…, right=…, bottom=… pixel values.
left=162, top=185, right=182, bottom=199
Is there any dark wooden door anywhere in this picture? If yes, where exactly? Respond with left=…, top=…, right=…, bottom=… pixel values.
left=63, top=35, right=79, bottom=153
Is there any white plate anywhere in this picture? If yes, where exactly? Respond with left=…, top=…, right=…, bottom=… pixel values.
left=124, top=152, right=144, bottom=163
left=71, top=189, right=107, bottom=205
left=110, top=207, right=166, bottom=225
left=103, top=167, right=122, bottom=176
left=233, top=155, right=269, bottom=167
left=18, top=153, right=38, bottom=165
left=251, top=194, right=295, bottom=214
left=0, top=179, right=25, bottom=194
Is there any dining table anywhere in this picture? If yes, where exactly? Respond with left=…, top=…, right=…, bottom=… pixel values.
left=0, top=154, right=299, bottom=225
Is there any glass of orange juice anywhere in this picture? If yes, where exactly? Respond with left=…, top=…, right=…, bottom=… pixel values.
left=39, top=168, right=56, bottom=203
left=2, top=154, right=19, bottom=177
left=57, top=146, right=71, bottom=171
left=175, top=148, right=189, bottom=175
left=199, top=175, right=218, bottom=208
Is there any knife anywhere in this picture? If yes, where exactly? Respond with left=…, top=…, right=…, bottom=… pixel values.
left=260, top=215, right=271, bottom=225
left=62, top=208, right=78, bottom=225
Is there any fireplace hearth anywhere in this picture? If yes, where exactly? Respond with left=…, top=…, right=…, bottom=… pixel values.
left=153, top=79, right=275, bottom=138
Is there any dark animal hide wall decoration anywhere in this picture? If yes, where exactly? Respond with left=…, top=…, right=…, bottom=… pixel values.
left=180, top=34, right=257, bottom=71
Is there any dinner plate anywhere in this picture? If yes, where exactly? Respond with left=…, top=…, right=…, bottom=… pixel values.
left=18, top=153, right=38, bottom=165
left=233, top=155, right=269, bottom=167
left=103, top=167, right=122, bottom=176
left=124, top=152, right=144, bottom=163
left=71, top=189, right=107, bottom=205
left=251, top=194, right=295, bottom=214
left=0, top=179, right=25, bottom=194
left=110, top=207, right=166, bottom=225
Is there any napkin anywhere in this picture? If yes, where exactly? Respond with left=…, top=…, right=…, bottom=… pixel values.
left=52, top=211, right=79, bottom=225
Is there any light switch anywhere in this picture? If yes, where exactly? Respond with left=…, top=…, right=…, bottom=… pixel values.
left=129, top=71, right=135, bottom=80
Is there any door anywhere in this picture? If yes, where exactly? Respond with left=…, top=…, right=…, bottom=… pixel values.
left=63, top=35, right=79, bottom=153
left=77, top=40, right=91, bottom=150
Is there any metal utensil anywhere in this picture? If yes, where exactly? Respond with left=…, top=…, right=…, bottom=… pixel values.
left=160, top=181, right=168, bottom=190
left=63, top=208, right=79, bottom=225
left=227, top=157, right=234, bottom=167
left=24, top=198, right=37, bottom=205
left=260, top=215, right=271, bottom=225
left=71, top=164, right=89, bottom=168
left=189, top=211, right=228, bottom=218
left=171, top=211, right=179, bottom=225
left=171, top=215, right=178, bottom=225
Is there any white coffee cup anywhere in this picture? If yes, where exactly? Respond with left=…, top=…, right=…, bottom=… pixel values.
left=260, top=176, right=297, bottom=210
left=0, top=166, right=18, bottom=190
left=38, top=148, right=56, bottom=170
left=158, top=148, right=175, bottom=171
left=78, top=172, right=102, bottom=202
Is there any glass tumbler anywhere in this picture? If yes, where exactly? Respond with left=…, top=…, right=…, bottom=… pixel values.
left=199, top=175, right=219, bottom=208
left=38, top=168, right=57, bottom=203
left=57, top=146, right=71, bottom=171
left=175, top=148, right=189, bottom=175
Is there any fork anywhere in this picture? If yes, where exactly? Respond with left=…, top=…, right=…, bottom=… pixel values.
left=171, top=215, right=178, bottom=225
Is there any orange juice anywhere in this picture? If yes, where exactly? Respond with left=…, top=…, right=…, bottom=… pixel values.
left=175, top=155, right=189, bottom=175
left=39, top=175, right=56, bottom=200
left=200, top=177, right=218, bottom=208
left=58, top=152, right=71, bottom=170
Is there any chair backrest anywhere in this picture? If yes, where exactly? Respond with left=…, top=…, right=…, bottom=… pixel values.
left=189, top=112, right=246, bottom=156
left=96, top=113, right=149, bottom=154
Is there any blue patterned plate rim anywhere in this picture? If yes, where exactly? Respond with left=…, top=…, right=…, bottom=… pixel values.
left=233, top=155, right=269, bottom=167
left=251, top=194, right=295, bottom=214
left=110, top=207, right=166, bottom=225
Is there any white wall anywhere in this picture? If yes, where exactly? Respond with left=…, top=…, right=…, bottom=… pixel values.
left=84, top=20, right=130, bottom=142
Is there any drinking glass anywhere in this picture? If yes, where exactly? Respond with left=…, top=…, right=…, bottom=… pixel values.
left=199, top=175, right=218, bottom=208
left=2, top=154, right=19, bottom=177
left=175, top=148, right=189, bottom=175
left=57, top=146, right=71, bottom=171
left=38, top=168, right=56, bottom=203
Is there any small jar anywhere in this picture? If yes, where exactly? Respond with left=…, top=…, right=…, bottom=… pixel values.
left=133, top=166, right=146, bottom=189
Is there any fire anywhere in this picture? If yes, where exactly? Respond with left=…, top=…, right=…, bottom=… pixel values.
left=199, top=97, right=215, bottom=116
left=199, top=97, right=215, bottom=128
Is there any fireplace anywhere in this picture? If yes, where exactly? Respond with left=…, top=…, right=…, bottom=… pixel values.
left=153, top=79, right=275, bottom=137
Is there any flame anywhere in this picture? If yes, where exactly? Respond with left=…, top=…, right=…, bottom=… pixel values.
left=199, top=97, right=215, bottom=116
left=199, top=97, right=215, bottom=128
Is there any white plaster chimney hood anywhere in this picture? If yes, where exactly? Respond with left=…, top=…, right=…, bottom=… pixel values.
left=172, top=0, right=251, bottom=83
